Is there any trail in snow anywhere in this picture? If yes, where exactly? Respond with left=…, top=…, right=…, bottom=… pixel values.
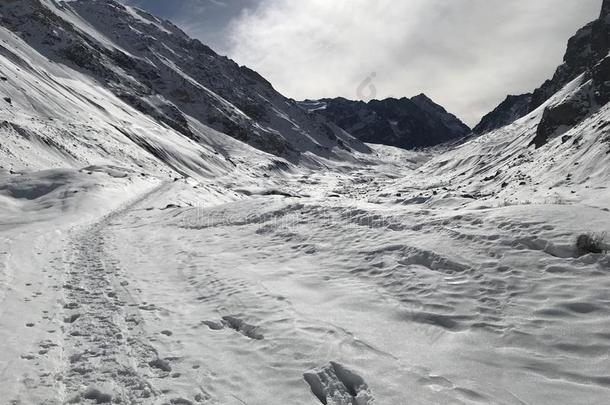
left=0, top=1, right=608, bottom=404
left=1, top=157, right=609, bottom=405
left=92, top=166, right=610, bottom=404
left=58, top=183, right=178, bottom=404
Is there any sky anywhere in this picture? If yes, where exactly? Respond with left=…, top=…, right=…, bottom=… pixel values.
left=121, top=0, right=603, bottom=126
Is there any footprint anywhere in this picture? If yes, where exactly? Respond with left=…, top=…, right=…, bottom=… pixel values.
left=202, top=320, right=224, bottom=330
left=170, top=399, right=194, bottom=405
left=149, top=358, right=172, bottom=372
left=82, top=387, right=112, bottom=404
left=304, top=362, right=373, bottom=405
left=202, top=316, right=264, bottom=340
left=64, top=313, right=81, bottom=323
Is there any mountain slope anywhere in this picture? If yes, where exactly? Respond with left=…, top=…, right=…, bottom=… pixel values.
left=0, top=1, right=609, bottom=404
left=474, top=0, right=610, bottom=134
left=299, top=94, right=471, bottom=149
left=472, top=93, right=532, bottom=134
left=0, top=0, right=368, bottom=164
left=0, top=14, right=267, bottom=181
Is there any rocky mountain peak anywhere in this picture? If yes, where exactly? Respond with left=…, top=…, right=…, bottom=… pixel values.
left=0, top=0, right=367, bottom=161
left=474, top=0, right=610, bottom=135
left=601, top=0, right=610, bottom=20
left=300, top=94, right=471, bottom=149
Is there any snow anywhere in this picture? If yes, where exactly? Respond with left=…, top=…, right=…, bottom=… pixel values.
left=2, top=121, right=609, bottom=403
left=41, top=0, right=136, bottom=57
left=0, top=1, right=609, bottom=404
left=122, top=5, right=173, bottom=35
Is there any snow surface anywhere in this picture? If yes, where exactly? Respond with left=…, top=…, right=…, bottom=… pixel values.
left=1, top=1, right=610, bottom=404
left=1, top=110, right=609, bottom=404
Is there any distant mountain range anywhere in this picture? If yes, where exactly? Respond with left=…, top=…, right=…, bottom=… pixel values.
left=299, top=94, right=471, bottom=149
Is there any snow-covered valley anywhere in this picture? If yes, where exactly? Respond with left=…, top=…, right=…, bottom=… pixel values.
left=1, top=0, right=610, bottom=404
left=2, top=138, right=609, bottom=404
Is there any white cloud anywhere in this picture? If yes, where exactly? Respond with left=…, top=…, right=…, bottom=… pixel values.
left=226, top=0, right=603, bottom=126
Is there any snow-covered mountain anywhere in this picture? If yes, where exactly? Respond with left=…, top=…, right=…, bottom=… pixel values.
left=472, top=93, right=532, bottom=134
left=0, top=0, right=368, bottom=168
left=0, top=1, right=609, bottom=405
left=299, top=94, right=471, bottom=149
left=474, top=0, right=610, bottom=135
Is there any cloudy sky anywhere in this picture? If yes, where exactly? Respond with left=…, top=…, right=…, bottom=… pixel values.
left=122, top=0, right=603, bottom=126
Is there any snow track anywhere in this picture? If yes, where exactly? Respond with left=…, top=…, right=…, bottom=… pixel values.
left=0, top=0, right=609, bottom=403
left=58, top=184, right=172, bottom=404
left=1, top=164, right=609, bottom=404
left=60, top=224, right=158, bottom=403
left=96, top=172, right=610, bottom=404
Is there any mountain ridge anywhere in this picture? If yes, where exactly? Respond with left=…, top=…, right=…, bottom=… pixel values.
left=474, top=0, right=610, bottom=135
left=0, top=0, right=369, bottom=163
left=299, top=94, right=471, bottom=149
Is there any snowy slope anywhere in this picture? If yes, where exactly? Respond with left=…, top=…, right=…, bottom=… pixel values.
left=0, top=1, right=609, bottom=405
left=0, top=19, right=275, bottom=180
left=420, top=75, right=610, bottom=206
left=0, top=0, right=368, bottom=164
left=2, top=81, right=608, bottom=405
left=474, top=0, right=610, bottom=134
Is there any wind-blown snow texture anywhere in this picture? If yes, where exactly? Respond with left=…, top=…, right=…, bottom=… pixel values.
left=0, top=1, right=609, bottom=404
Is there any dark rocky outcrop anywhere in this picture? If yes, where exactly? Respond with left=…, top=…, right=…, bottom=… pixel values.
left=300, top=94, right=471, bottom=149
left=0, top=0, right=368, bottom=161
left=474, top=0, right=610, bottom=137
left=593, top=55, right=610, bottom=105
left=473, top=94, right=532, bottom=134
left=530, top=80, right=594, bottom=148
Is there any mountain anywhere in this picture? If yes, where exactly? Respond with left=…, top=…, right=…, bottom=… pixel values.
left=473, top=0, right=610, bottom=136
left=2, top=1, right=610, bottom=404
left=472, top=94, right=532, bottom=134
left=299, top=94, right=471, bottom=149
left=0, top=0, right=368, bottom=166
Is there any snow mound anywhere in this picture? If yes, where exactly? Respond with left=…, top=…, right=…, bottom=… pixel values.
left=304, top=362, right=374, bottom=405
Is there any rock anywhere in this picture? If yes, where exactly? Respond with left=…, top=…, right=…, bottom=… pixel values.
left=82, top=387, right=112, bottom=404
left=473, top=94, right=532, bottom=134
left=531, top=79, right=593, bottom=148
left=592, top=55, right=610, bottom=105
left=148, top=358, right=172, bottom=372
left=475, top=0, right=610, bottom=134
left=301, top=94, right=471, bottom=149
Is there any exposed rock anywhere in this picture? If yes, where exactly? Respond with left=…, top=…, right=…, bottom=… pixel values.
left=530, top=2, right=609, bottom=111
left=531, top=79, right=594, bottom=148
left=0, top=0, right=368, bottom=161
left=303, top=362, right=374, bottom=405
left=593, top=55, right=610, bottom=105
left=473, top=94, right=532, bottom=134
left=474, top=1, right=610, bottom=135
left=301, top=94, right=471, bottom=149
